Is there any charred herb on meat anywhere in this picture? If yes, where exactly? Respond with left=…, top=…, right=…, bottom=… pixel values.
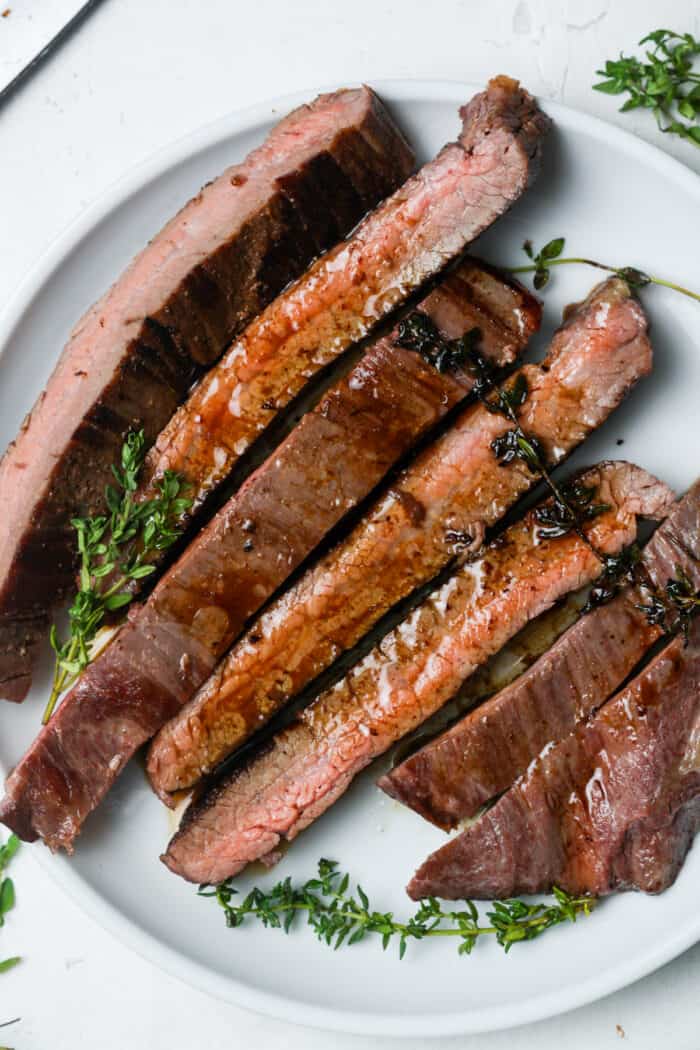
left=585, top=548, right=700, bottom=641
left=594, top=29, right=700, bottom=147
left=475, top=374, right=611, bottom=555
left=45, top=430, right=192, bottom=723
left=512, top=237, right=700, bottom=304
left=534, top=482, right=611, bottom=540
left=487, top=372, right=529, bottom=416
left=396, top=313, right=482, bottom=374
left=491, top=427, right=546, bottom=473
left=664, top=567, right=700, bottom=637
left=0, top=835, right=20, bottom=977
left=584, top=544, right=643, bottom=611
left=398, top=308, right=699, bottom=640
left=636, top=564, right=700, bottom=640
left=398, top=313, right=612, bottom=558
left=200, top=858, right=596, bottom=959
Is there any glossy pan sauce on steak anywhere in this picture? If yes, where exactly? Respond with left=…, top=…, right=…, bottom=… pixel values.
left=0, top=86, right=414, bottom=701
left=0, top=260, right=538, bottom=850
left=127, top=77, right=550, bottom=570
left=148, top=277, right=652, bottom=799
left=380, top=481, right=700, bottom=828
left=162, top=463, right=672, bottom=884
left=408, top=616, right=700, bottom=900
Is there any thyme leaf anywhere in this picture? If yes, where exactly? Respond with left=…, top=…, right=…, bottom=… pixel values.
left=395, top=312, right=481, bottom=374
left=0, top=835, right=20, bottom=977
left=594, top=29, right=700, bottom=146
left=663, top=566, right=700, bottom=640
left=587, top=550, right=700, bottom=645
left=491, top=427, right=545, bottom=473
left=534, top=482, right=610, bottom=540
left=45, top=430, right=192, bottom=723
left=522, top=237, right=566, bottom=289
left=199, top=859, right=596, bottom=958
left=397, top=308, right=616, bottom=569
left=510, top=237, right=700, bottom=304
left=585, top=544, right=642, bottom=612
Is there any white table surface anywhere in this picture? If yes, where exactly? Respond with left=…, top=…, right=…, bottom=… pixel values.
left=1, top=1, right=700, bottom=1047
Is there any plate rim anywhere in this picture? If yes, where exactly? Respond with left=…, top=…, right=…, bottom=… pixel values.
left=2, top=78, right=700, bottom=1038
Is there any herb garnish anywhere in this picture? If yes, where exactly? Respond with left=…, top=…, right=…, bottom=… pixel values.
left=510, top=233, right=700, bottom=629
left=200, top=858, right=596, bottom=958
left=594, top=30, right=700, bottom=147
left=396, top=312, right=481, bottom=374
left=397, top=312, right=610, bottom=560
left=522, top=238, right=565, bottom=290
left=534, top=482, right=611, bottom=541
left=664, top=567, right=700, bottom=636
left=397, top=310, right=700, bottom=639
left=584, top=544, right=642, bottom=612
left=512, top=238, right=700, bottom=304
left=45, top=430, right=191, bottom=723
left=636, top=564, right=700, bottom=641
left=585, top=548, right=700, bottom=642
left=0, top=835, right=20, bottom=976
left=490, top=426, right=545, bottom=473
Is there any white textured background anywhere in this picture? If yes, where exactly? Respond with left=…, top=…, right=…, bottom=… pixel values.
left=1, top=1, right=700, bottom=1047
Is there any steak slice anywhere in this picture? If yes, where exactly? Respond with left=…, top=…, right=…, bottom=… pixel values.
left=0, top=86, right=414, bottom=702
left=145, top=262, right=541, bottom=799
left=0, top=260, right=537, bottom=851
left=408, top=616, right=700, bottom=900
left=380, top=481, right=700, bottom=828
left=147, top=277, right=653, bottom=799
left=128, top=78, right=550, bottom=564
left=162, top=463, right=672, bottom=884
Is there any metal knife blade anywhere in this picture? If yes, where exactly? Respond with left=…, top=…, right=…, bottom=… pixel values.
left=0, top=0, right=105, bottom=109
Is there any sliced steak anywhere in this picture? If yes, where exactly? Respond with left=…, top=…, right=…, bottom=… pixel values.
left=145, top=262, right=541, bottom=798
left=147, top=278, right=652, bottom=799
left=380, top=481, right=700, bottom=828
left=0, top=260, right=537, bottom=850
left=408, top=616, right=700, bottom=900
left=162, top=463, right=672, bottom=884
left=0, top=86, right=414, bottom=702
left=130, top=78, right=550, bottom=557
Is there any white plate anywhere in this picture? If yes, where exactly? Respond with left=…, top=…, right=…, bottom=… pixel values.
left=1, top=81, right=699, bottom=1038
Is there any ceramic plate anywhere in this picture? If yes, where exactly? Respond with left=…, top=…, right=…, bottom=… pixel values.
left=1, top=81, right=699, bottom=1037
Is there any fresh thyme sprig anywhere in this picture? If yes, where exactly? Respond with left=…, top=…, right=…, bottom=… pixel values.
left=199, top=859, right=596, bottom=958
left=0, top=835, right=20, bottom=976
left=512, top=237, right=700, bottom=304
left=45, top=430, right=191, bottom=723
left=594, top=29, right=700, bottom=146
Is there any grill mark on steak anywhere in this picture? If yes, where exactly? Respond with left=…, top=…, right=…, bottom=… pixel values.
left=145, top=277, right=653, bottom=799
left=380, top=481, right=700, bottom=828
left=408, top=615, right=700, bottom=900
left=126, top=77, right=551, bottom=578
left=0, top=261, right=538, bottom=850
left=0, top=86, right=414, bottom=701
left=128, top=318, right=195, bottom=395
left=274, top=151, right=367, bottom=258
left=160, top=462, right=672, bottom=885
